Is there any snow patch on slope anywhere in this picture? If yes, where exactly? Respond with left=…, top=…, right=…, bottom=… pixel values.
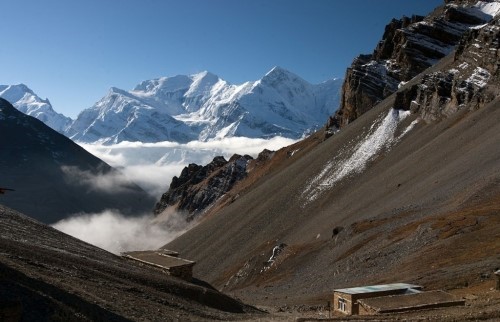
left=303, top=109, right=412, bottom=204
left=465, top=67, right=491, bottom=88
left=458, top=1, right=500, bottom=22
left=475, top=1, right=500, bottom=17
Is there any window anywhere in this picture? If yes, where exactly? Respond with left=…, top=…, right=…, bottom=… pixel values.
left=338, top=297, right=347, bottom=312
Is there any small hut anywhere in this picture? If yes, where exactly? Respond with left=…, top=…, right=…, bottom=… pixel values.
left=333, top=283, right=422, bottom=315
left=333, top=283, right=465, bottom=315
left=357, top=290, right=465, bottom=315
left=122, top=250, right=195, bottom=281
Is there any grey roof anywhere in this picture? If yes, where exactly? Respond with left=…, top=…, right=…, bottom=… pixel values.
left=126, top=248, right=179, bottom=257
left=122, top=251, right=194, bottom=269
left=358, top=290, right=465, bottom=313
left=334, top=283, right=422, bottom=295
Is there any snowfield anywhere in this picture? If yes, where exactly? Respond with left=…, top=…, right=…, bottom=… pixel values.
left=303, top=108, right=414, bottom=204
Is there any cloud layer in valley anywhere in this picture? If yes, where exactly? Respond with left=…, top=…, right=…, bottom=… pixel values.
left=53, top=136, right=296, bottom=253
left=52, top=210, right=193, bottom=254
left=79, top=136, right=297, bottom=198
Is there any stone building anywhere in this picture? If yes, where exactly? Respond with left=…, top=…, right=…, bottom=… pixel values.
left=333, top=283, right=465, bottom=315
left=333, top=283, right=422, bottom=315
left=122, top=250, right=195, bottom=281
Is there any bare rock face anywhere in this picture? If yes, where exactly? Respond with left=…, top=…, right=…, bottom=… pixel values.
left=327, top=0, right=493, bottom=131
left=154, top=154, right=254, bottom=220
left=395, top=16, right=499, bottom=120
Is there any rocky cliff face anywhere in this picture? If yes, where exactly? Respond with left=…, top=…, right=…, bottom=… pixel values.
left=395, top=15, right=499, bottom=120
left=327, top=0, right=497, bottom=132
left=154, top=154, right=254, bottom=220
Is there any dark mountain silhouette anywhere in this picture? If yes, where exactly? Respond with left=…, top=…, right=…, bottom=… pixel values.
left=0, top=98, right=155, bottom=224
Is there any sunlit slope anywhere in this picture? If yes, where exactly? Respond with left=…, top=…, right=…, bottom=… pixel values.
left=166, top=57, right=500, bottom=305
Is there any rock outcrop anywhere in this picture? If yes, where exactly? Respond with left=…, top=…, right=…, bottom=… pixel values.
left=327, top=0, right=496, bottom=131
left=154, top=154, right=254, bottom=220
left=395, top=16, right=499, bottom=120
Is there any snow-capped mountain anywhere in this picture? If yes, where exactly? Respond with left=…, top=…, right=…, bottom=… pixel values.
left=67, top=67, right=342, bottom=144
left=0, top=84, right=72, bottom=133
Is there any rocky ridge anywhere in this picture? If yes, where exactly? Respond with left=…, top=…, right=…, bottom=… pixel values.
left=395, top=14, right=500, bottom=120
left=327, top=0, right=498, bottom=132
left=154, top=150, right=277, bottom=221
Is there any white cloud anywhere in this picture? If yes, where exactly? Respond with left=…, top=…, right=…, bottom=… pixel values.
left=78, top=136, right=296, bottom=198
left=55, top=136, right=296, bottom=253
left=52, top=209, right=192, bottom=254
left=61, top=165, right=138, bottom=194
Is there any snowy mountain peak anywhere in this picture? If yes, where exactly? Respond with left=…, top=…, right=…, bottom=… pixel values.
left=132, top=75, right=192, bottom=95
left=186, top=71, right=222, bottom=98
left=108, top=86, right=139, bottom=99
left=0, top=84, right=72, bottom=133
left=262, top=66, right=302, bottom=83
left=67, top=68, right=343, bottom=144
left=190, top=70, right=219, bottom=81
left=0, top=84, right=37, bottom=102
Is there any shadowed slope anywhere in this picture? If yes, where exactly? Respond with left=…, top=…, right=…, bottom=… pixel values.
left=0, top=98, right=155, bottom=224
left=166, top=50, right=500, bottom=310
left=0, top=205, right=261, bottom=320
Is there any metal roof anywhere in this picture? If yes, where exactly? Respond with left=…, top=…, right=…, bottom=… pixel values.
left=357, top=290, right=464, bottom=313
left=122, top=251, right=194, bottom=269
left=334, top=283, right=422, bottom=295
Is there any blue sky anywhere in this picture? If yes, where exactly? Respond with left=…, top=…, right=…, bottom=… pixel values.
left=2, top=0, right=442, bottom=118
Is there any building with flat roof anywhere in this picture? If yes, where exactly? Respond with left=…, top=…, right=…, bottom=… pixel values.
left=122, top=250, right=195, bottom=281
left=333, top=283, right=422, bottom=315
left=358, top=290, right=465, bottom=315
